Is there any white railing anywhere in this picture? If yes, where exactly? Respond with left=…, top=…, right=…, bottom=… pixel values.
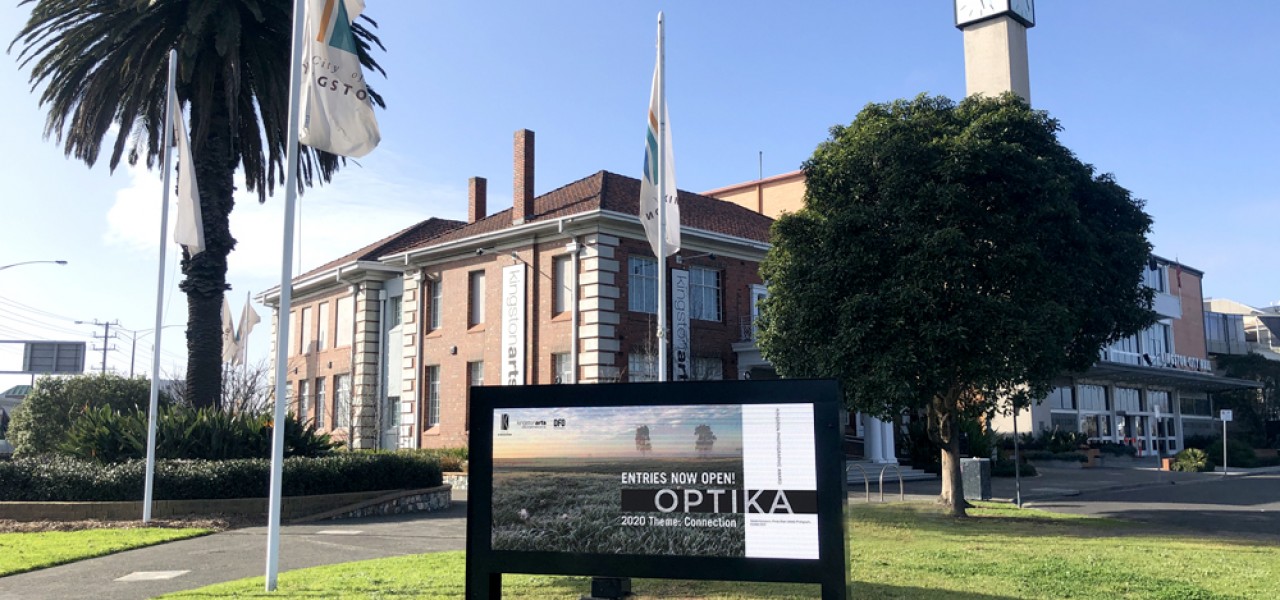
left=1098, top=348, right=1212, bottom=373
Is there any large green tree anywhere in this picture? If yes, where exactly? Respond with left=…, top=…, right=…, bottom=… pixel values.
left=758, top=94, right=1155, bottom=516
left=9, top=0, right=385, bottom=407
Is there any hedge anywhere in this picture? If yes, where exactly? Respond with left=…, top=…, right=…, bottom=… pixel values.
left=0, top=452, right=443, bottom=502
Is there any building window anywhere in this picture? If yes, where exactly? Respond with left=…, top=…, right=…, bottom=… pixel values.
left=469, top=270, right=486, bottom=327
left=689, top=266, right=722, bottom=322
left=1047, top=386, right=1074, bottom=410
left=288, top=311, right=298, bottom=355
left=1078, top=385, right=1108, bottom=411
left=334, top=374, right=351, bottom=429
left=693, top=356, right=724, bottom=380
left=553, top=353, right=572, bottom=384
left=1141, top=323, right=1172, bottom=360
left=314, top=377, right=326, bottom=429
left=426, top=365, right=440, bottom=426
left=317, top=302, right=329, bottom=351
left=1050, top=413, right=1077, bottom=432
left=301, top=307, right=313, bottom=354
left=298, top=379, right=311, bottom=422
left=1115, top=387, right=1141, bottom=413
left=1143, top=262, right=1167, bottom=293
left=388, top=295, right=403, bottom=327
left=1147, top=390, right=1170, bottom=414
left=628, top=256, right=658, bottom=314
left=336, top=297, right=353, bottom=348
left=428, top=279, right=442, bottom=330
left=628, top=352, right=657, bottom=382
left=553, top=255, right=573, bottom=315
left=467, top=361, right=483, bottom=431
left=1180, top=395, right=1212, bottom=416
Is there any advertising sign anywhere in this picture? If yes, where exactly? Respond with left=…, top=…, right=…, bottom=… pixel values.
left=467, top=380, right=849, bottom=599
left=671, top=269, right=690, bottom=380
left=501, top=264, right=526, bottom=386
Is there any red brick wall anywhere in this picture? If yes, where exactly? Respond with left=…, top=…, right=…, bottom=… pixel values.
left=1172, top=269, right=1207, bottom=360
left=284, top=288, right=357, bottom=442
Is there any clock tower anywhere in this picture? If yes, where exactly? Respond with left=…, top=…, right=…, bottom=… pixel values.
left=955, top=0, right=1035, bottom=101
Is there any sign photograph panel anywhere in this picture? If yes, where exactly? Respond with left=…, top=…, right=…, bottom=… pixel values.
left=467, top=379, right=849, bottom=599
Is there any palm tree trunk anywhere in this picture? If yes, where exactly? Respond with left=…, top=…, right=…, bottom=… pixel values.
left=179, top=79, right=237, bottom=410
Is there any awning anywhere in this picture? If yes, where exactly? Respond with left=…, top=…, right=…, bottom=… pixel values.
left=1083, top=362, right=1262, bottom=394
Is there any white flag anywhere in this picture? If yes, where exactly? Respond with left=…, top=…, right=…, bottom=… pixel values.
left=299, top=0, right=380, bottom=157
left=173, top=108, right=205, bottom=256
left=235, top=298, right=262, bottom=366
left=639, top=15, right=680, bottom=257
left=221, top=297, right=239, bottom=363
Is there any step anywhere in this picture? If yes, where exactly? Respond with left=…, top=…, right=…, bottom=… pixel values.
left=845, top=461, right=936, bottom=483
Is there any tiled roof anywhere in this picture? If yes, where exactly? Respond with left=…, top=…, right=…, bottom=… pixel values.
left=396, top=171, right=773, bottom=253
left=296, top=217, right=465, bottom=281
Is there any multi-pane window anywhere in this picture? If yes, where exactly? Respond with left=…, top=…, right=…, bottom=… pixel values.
left=388, top=295, right=403, bottom=327
left=1078, top=385, right=1108, bottom=411
left=467, top=361, right=483, bottom=431
left=1147, top=390, right=1170, bottom=414
left=336, top=297, right=353, bottom=347
left=553, top=353, right=572, bottom=384
left=428, top=279, right=442, bottom=330
left=1143, top=262, right=1167, bottom=293
left=334, top=374, right=351, bottom=429
left=288, top=311, right=298, bottom=355
left=317, top=302, right=329, bottom=351
left=553, top=255, right=573, bottom=315
left=689, top=267, right=722, bottom=322
left=1115, top=387, right=1141, bottom=413
left=1141, top=323, right=1172, bottom=359
left=314, top=377, right=326, bottom=429
left=1180, top=395, right=1212, bottom=416
left=301, top=307, right=314, bottom=354
left=298, top=379, right=311, bottom=422
left=469, top=271, right=486, bottom=327
left=1047, top=386, right=1074, bottom=410
left=693, top=357, right=724, bottom=380
left=628, top=257, right=658, bottom=314
left=628, top=352, right=657, bottom=382
left=426, top=365, right=440, bottom=426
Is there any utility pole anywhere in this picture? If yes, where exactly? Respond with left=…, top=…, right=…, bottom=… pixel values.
left=87, top=320, right=119, bottom=373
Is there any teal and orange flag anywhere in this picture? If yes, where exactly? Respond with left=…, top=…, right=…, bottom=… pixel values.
left=640, top=12, right=680, bottom=257
left=299, top=0, right=380, bottom=157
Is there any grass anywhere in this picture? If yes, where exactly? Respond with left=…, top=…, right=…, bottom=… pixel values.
left=159, top=501, right=1280, bottom=599
left=0, top=527, right=213, bottom=577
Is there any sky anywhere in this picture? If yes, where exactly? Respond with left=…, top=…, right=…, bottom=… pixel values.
left=1, top=1, right=1277, bottom=390
left=493, top=405, right=743, bottom=459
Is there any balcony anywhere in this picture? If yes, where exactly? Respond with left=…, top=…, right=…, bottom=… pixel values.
left=1098, top=348, right=1212, bottom=373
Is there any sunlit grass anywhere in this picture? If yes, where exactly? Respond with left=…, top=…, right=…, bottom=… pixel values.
left=0, top=528, right=212, bottom=577
left=159, top=502, right=1280, bottom=598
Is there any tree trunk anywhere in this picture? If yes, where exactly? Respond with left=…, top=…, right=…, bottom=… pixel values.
left=930, top=390, right=967, bottom=517
left=180, top=81, right=237, bottom=410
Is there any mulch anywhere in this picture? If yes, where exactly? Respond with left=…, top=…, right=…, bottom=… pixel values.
left=0, top=514, right=266, bottom=534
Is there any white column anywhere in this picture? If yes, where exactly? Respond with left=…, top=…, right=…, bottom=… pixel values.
left=864, top=415, right=884, bottom=463
left=880, top=419, right=897, bottom=464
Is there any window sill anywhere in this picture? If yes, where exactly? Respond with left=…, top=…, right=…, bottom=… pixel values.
left=467, top=325, right=486, bottom=333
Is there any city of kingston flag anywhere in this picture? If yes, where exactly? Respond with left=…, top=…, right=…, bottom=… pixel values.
left=173, top=107, right=205, bottom=257
left=639, top=16, right=680, bottom=257
left=299, top=0, right=380, bottom=157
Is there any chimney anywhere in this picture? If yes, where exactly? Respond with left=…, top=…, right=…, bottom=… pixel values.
left=513, top=129, right=534, bottom=225
left=468, top=177, right=487, bottom=224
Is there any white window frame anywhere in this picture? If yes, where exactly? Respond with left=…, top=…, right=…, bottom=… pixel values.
left=301, top=307, right=314, bottom=354
left=428, top=279, right=442, bottom=330
left=553, top=255, right=573, bottom=315
left=314, top=377, right=326, bottom=429
left=628, top=352, right=657, bottom=382
left=334, top=374, right=351, bottom=429
left=689, top=266, right=722, bottom=322
left=336, top=296, right=353, bottom=348
left=317, top=302, right=330, bottom=351
left=628, top=256, right=658, bottom=314
left=553, top=352, right=572, bottom=384
left=426, top=365, right=440, bottom=426
left=469, top=270, right=486, bottom=327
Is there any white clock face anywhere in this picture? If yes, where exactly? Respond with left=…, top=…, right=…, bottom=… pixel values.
left=1010, top=0, right=1035, bottom=26
left=955, top=0, right=1004, bottom=26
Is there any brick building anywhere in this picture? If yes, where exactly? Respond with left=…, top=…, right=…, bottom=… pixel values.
left=262, top=130, right=773, bottom=450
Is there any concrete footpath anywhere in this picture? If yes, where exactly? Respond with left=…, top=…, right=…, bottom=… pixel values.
left=0, top=500, right=467, bottom=600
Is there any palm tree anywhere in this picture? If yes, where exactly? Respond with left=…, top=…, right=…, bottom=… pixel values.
left=10, top=0, right=386, bottom=408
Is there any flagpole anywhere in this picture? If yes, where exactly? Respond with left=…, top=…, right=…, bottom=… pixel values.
left=143, top=49, right=178, bottom=524
left=656, top=12, right=668, bottom=382
left=266, top=0, right=306, bottom=590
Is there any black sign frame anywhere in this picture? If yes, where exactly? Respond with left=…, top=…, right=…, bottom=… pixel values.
left=465, top=379, right=849, bottom=599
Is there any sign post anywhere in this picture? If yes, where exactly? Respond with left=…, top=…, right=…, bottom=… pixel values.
left=1219, top=409, right=1233, bottom=476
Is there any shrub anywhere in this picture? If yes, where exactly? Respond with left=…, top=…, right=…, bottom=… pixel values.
left=8, top=374, right=169, bottom=457
left=401, top=447, right=468, bottom=472
left=1206, top=437, right=1258, bottom=469
left=1034, top=428, right=1089, bottom=454
left=1097, top=442, right=1138, bottom=457
left=0, top=452, right=443, bottom=502
left=58, top=404, right=337, bottom=462
left=1171, top=448, right=1211, bottom=472
left=991, top=457, right=1037, bottom=477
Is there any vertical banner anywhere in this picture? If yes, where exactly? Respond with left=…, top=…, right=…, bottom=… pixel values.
left=742, top=403, right=818, bottom=559
left=672, top=269, right=690, bottom=380
left=502, top=264, right=527, bottom=385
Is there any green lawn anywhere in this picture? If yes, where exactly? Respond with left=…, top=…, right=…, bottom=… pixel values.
left=0, top=527, right=213, bottom=577
left=161, top=503, right=1280, bottom=599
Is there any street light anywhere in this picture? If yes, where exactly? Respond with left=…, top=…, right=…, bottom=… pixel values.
left=117, top=325, right=184, bottom=376
left=0, top=260, right=68, bottom=271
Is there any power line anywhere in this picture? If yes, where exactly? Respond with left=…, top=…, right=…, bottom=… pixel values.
left=0, top=295, right=83, bottom=323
